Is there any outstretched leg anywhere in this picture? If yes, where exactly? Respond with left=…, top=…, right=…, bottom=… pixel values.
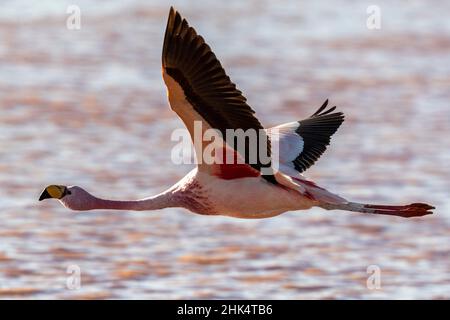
left=320, top=201, right=434, bottom=218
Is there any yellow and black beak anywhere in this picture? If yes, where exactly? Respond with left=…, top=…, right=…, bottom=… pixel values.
left=39, top=185, right=69, bottom=201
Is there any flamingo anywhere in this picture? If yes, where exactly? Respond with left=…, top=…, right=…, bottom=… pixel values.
left=39, top=7, right=434, bottom=219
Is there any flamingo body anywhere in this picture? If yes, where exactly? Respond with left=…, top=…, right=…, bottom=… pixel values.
left=39, top=7, right=434, bottom=219
left=184, top=169, right=314, bottom=218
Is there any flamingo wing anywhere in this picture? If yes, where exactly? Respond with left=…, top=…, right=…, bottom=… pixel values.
left=162, top=7, right=275, bottom=183
left=267, top=100, right=345, bottom=174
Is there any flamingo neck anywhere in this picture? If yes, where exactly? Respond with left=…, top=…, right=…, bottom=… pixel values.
left=93, top=192, right=174, bottom=211
left=64, top=190, right=177, bottom=211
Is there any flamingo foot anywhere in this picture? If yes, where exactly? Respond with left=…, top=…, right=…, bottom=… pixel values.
left=364, top=203, right=435, bottom=218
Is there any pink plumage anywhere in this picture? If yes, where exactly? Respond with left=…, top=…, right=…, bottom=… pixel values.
left=39, top=7, right=434, bottom=219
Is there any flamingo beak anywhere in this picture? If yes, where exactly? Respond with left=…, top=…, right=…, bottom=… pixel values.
left=39, top=189, right=51, bottom=201
left=39, top=185, right=68, bottom=201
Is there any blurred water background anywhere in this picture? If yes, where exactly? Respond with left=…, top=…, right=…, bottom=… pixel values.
left=0, top=0, right=449, bottom=299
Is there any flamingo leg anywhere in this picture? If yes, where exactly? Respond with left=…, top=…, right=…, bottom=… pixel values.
left=321, top=202, right=434, bottom=218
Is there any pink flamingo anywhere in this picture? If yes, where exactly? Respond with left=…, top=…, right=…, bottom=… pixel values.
left=39, top=7, right=434, bottom=219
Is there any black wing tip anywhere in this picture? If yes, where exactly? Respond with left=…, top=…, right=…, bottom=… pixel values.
left=311, top=99, right=343, bottom=118
left=166, top=7, right=188, bottom=35
left=327, top=111, right=345, bottom=123
left=163, top=6, right=187, bottom=67
left=312, top=99, right=328, bottom=116
left=304, top=100, right=345, bottom=126
left=168, top=6, right=179, bottom=22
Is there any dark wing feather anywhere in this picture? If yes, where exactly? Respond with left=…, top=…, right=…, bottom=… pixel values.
left=293, top=100, right=344, bottom=173
left=162, top=7, right=275, bottom=182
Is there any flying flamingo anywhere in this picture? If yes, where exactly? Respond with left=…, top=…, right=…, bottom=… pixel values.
left=39, top=7, right=434, bottom=219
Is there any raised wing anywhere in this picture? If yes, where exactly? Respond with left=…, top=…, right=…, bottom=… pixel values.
left=162, top=7, right=275, bottom=183
left=267, top=100, right=344, bottom=174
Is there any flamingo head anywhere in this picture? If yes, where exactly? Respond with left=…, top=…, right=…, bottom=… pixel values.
left=39, top=185, right=94, bottom=210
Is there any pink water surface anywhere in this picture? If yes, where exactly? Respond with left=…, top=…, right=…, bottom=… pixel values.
left=0, top=0, right=449, bottom=299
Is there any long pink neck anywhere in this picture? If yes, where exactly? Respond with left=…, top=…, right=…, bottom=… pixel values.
left=94, top=194, right=174, bottom=211
left=68, top=190, right=178, bottom=211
